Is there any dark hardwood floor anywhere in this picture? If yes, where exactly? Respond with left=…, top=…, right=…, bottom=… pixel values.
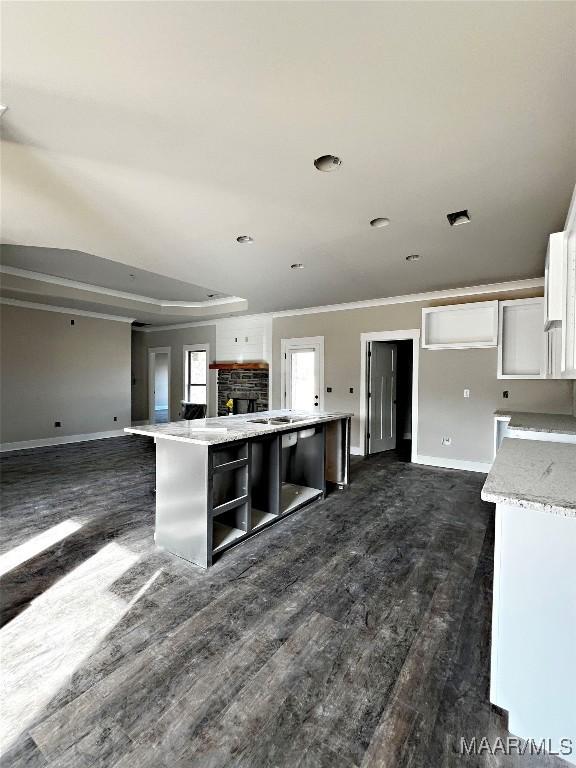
left=0, top=437, right=568, bottom=767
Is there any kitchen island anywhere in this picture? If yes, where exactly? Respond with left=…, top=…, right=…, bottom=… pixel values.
left=482, top=438, right=576, bottom=764
left=126, top=410, right=351, bottom=568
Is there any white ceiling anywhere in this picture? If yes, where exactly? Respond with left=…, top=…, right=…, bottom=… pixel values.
left=1, top=1, right=575, bottom=320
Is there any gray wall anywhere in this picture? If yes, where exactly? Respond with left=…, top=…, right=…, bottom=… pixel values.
left=131, top=325, right=217, bottom=421
left=271, top=291, right=575, bottom=465
left=0, top=304, right=131, bottom=444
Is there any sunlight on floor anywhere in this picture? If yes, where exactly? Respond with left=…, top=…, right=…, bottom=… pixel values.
left=0, top=520, right=83, bottom=577
left=0, top=541, right=158, bottom=751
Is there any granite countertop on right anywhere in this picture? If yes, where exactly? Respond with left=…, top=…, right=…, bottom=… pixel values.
left=493, top=410, right=576, bottom=435
left=481, top=438, right=576, bottom=518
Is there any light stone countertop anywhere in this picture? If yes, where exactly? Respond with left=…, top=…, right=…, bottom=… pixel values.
left=481, top=438, right=576, bottom=518
left=493, top=410, right=576, bottom=435
left=125, top=409, right=352, bottom=446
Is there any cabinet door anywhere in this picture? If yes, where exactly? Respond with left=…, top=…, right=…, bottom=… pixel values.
left=561, top=228, right=576, bottom=377
left=498, top=299, right=545, bottom=379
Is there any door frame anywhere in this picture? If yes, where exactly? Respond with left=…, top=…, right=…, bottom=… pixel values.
left=280, top=336, right=324, bottom=410
left=359, top=330, right=420, bottom=460
left=148, top=346, right=171, bottom=423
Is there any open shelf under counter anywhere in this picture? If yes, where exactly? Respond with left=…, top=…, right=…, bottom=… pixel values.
left=251, top=509, right=278, bottom=530
left=213, top=521, right=245, bottom=553
left=280, top=483, right=323, bottom=515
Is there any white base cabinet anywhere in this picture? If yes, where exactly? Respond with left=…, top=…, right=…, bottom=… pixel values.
left=491, top=503, right=576, bottom=765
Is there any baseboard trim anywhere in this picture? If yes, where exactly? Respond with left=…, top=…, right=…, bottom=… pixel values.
left=413, top=454, right=491, bottom=473
left=0, top=429, right=127, bottom=453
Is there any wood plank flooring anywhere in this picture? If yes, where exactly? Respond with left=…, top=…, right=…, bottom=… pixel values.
left=0, top=436, right=569, bottom=767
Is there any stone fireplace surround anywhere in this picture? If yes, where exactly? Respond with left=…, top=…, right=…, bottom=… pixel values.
left=216, top=366, right=269, bottom=416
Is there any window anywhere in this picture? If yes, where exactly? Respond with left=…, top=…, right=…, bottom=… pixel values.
left=184, top=348, right=207, bottom=404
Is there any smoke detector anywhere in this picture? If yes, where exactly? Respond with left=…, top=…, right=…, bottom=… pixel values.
left=447, top=209, right=471, bottom=227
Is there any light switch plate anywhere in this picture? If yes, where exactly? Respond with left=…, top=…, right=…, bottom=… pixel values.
left=464, top=389, right=470, bottom=398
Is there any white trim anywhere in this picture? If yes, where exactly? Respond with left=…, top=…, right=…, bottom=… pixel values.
left=148, top=347, right=172, bottom=422
left=182, top=343, right=210, bottom=411
left=269, top=278, right=543, bottom=318
left=131, top=277, right=545, bottom=332
left=0, top=297, right=135, bottom=323
left=280, top=336, right=325, bottom=411
left=413, top=454, right=491, bottom=473
left=350, top=446, right=363, bottom=456
left=359, top=329, right=420, bottom=461
left=0, top=265, right=245, bottom=309
left=0, top=429, right=125, bottom=453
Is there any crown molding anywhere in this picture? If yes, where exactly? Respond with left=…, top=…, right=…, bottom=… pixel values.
left=269, top=277, right=544, bottom=318
left=134, top=276, right=544, bottom=332
left=0, top=265, right=244, bottom=309
left=0, top=297, right=136, bottom=323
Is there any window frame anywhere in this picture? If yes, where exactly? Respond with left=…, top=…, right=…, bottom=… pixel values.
left=182, top=344, right=209, bottom=409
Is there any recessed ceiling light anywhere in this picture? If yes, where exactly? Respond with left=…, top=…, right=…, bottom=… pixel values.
left=406, top=254, right=421, bottom=262
left=236, top=235, right=254, bottom=244
left=290, top=263, right=304, bottom=270
left=314, top=155, right=342, bottom=172
left=370, top=217, right=390, bottom=228
left=447, top=209, right=471, bottom=226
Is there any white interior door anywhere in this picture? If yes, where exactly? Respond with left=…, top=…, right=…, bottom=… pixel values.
left=368, top=341, right=397, bottom=453
left=281, top=337, right=324, bottom=412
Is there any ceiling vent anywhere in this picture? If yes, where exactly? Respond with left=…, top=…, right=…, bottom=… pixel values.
left=447, top=209, right=471, bottom=227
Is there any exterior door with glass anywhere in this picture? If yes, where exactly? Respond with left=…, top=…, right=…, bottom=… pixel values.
left=281, top=337, right=324, bottom=412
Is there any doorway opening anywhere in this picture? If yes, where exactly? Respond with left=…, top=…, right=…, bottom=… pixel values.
left=359, top=330, right=419, bottom=461
left=148, top=347, right=171, bottom=423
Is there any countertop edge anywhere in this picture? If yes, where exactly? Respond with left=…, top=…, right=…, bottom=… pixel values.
left=480, top=489, right=576, bottom=519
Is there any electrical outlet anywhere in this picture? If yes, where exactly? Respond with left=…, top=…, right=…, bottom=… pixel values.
left=503, top=391, right=509, bottom=399
left=113, top=416, right=118, bottom=422
left=349, top=387, right=354, bottom=394
left=54, top=421, right=61, bottom=428
left=327, top=387, right=332, bottom=393
left=442, top=436, right=451, bottom=446
left=463, top=389, right=470, bottom=398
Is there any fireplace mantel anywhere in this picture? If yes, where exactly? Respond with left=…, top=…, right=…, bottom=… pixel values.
left=210, top=362, right=268, bottom=370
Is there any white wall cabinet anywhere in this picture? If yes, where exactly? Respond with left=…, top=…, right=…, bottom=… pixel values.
left=560, top=222, right=576, bottom=378
left=421, top=300, right=498, bottom=349
left=497, top=298, right=545, bottom=379
left=544, top=232, right=566, bottom=328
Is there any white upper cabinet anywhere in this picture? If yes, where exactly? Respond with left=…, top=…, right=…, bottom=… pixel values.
left=544, top=232, right=566, bottom=329
left=421, top=301, right=498, bottom=350
left=498, top=298, right=545, bottom=379
left=560, top=190, right=576, bottom=378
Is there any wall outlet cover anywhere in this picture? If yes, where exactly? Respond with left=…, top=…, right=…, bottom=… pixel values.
left=464, top=389, right=470, bottom=398
left=442, top=436, right=452, bottom=446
